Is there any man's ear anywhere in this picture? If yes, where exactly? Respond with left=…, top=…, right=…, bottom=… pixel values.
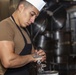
left=18, top=4, right=25, bottom=12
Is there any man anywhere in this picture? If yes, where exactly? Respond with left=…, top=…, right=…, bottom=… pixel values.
left=0, top=0, right=46, bottom=75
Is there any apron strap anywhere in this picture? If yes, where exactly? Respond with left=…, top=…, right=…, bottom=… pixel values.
left=11, top=15, right=27, bottom=44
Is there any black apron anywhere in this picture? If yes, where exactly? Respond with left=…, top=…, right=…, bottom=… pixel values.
left=4, top=16, right=32, bottom=75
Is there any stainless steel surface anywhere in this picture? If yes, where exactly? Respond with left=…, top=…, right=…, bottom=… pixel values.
left=37, top=71, right=59, bottom=75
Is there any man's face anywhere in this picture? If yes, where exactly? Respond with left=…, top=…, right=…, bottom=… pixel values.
left=18, top=4, right=39, bottom=27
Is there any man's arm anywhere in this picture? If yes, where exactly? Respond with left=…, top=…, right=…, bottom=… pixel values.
left=0, top=41, right=35, bottom=68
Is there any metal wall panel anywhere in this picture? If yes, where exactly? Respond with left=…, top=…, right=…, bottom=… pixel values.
left=0, top=0, right=10, bottom=21
left=0, top=0, right=19, bottom=21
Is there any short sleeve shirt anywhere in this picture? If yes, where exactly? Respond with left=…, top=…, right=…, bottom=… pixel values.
left=0, top=17, right=31, bottom=54
left=0, top=17, right=32, bottom=74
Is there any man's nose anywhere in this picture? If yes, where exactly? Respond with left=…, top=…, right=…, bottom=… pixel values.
left=30, top=16, right=36, bottom=23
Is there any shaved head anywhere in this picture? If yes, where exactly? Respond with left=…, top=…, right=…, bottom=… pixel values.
left=17, top=0, right=33, bottom=9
